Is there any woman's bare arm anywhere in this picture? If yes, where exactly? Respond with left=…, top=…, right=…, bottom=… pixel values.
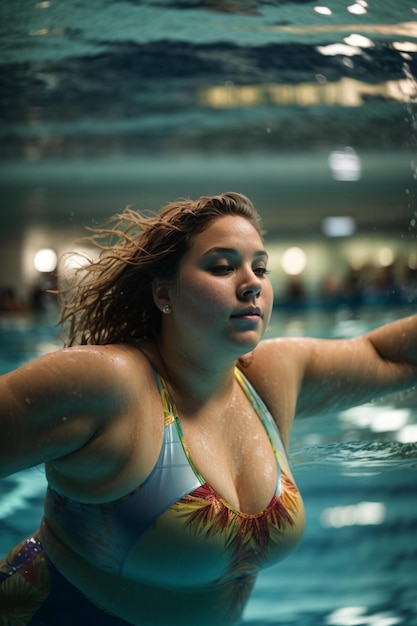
left=294, top=313, right=417, bottom=418
left=249, top=314, right=417, bottom=438
left=0, top=345, right=129, bottom=478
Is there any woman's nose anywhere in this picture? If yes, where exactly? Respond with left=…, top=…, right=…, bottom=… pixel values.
left=239, top=272, right=262, bottom=299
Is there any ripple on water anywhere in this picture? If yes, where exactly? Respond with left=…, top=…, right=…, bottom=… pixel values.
left=291, top=440, right=417, bottom=472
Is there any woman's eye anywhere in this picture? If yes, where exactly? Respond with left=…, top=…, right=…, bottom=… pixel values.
left=210, top=265, right=233, bottom=275
left=253, top=267, right=270, bottom=276
left=209, top=264, right=269, bottom=276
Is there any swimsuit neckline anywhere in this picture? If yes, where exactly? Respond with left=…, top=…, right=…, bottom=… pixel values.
left=154, top=367, right=281, bottom=518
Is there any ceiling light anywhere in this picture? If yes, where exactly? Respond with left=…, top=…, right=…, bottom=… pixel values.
left=377, top=247, right=394, bottom=267
left=407, top=252, right=417, bottom=270
left=329, top=147, right=362, bottom=181
left=321, top=217, right=356, bottom=237
left=281, top=247, right=307, bottom=275
left=34, top=248, right=57, bottom=272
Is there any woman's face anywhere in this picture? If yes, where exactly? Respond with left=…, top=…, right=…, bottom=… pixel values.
left=165, top=215, right=273, bottom=358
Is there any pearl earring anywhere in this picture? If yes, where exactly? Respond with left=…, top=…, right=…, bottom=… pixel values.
left=162, top=304, right=171, bottom=314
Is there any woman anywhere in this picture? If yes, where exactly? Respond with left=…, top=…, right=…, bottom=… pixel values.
left=0, top=192, right=416, bottom=626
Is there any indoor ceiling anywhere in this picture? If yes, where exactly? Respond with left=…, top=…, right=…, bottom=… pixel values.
left=0, top=0, right=417, bottom=241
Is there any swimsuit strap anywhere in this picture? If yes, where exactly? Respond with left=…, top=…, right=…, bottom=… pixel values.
left=153, top=366, right=286, bottom=459
left=152, top=366, right=178, bottom=425
left=234, top=367, right=288, bottom=461
left=152, top=367, right=205, bottom=483
left=152, top=366, right=285, bottom=492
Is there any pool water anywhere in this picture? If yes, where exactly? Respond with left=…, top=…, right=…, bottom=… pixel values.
left=1, top=308, right=416, bottom=625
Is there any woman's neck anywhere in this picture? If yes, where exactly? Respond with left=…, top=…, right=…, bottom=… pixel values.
left=151, top=334, right=238, bottom=407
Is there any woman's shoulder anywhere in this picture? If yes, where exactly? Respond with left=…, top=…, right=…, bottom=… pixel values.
left=43, top=343, right=163, bottom=500
left=3, top=342, right=158, bottom=423
left=45, top=342, right=155, bottom=387
left=246, top=336, right=301, bottom=374
left=248, top=335, right=317, bottom=378
left=240, top=338, right=305, bottom=442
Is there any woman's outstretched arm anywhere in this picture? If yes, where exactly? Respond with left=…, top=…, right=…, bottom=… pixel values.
left=0, top=345, right=127, bottom=478
left=248, top=313, right=417, bottom=440
left=294, top=313, right=417, bottom=418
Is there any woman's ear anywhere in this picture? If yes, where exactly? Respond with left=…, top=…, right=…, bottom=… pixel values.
left=152, top=278, right=171, bottom=313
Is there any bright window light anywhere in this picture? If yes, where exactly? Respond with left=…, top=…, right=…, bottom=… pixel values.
left=34, top=248, right=57, bottom=272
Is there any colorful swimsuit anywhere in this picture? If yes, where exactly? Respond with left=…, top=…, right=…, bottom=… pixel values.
left=0, top=368, right=305, bottom=625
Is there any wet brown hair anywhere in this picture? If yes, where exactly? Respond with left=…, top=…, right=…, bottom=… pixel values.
left=58, top=192, right=263, bottom=346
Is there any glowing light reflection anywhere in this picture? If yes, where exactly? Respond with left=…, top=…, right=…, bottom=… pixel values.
left=347, top=3, right=368, bottom=15
left=326, top=606, right=402, bottom=626
left=408, top=252, right=417, bottom=270
left=343, top=34, right=374, bottom=48
left=58, top=250, right=95, bottom=279
left=314, top=6, right=332, bottom=15
left=321, top=502, right=386, bottom=528
left=340, top=404, right=412, bottom=437
left=281, top=247, right=307, bottom=276
left=329, top=148, right=361, bottom=181
left=392, top=41, right=417, bottom=52
left=273, top=21, right=417, bottom=38
left=321, top=216, right=356, bottom=237
left=199, top=77, right=416, bottom=110
left=34, top=248, right=57, bottom=273
left=316, top=43, right=361, bottom=56
left=397, top=424, right=417, bottom=443
left=377, top=247, right=394, bottom=267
